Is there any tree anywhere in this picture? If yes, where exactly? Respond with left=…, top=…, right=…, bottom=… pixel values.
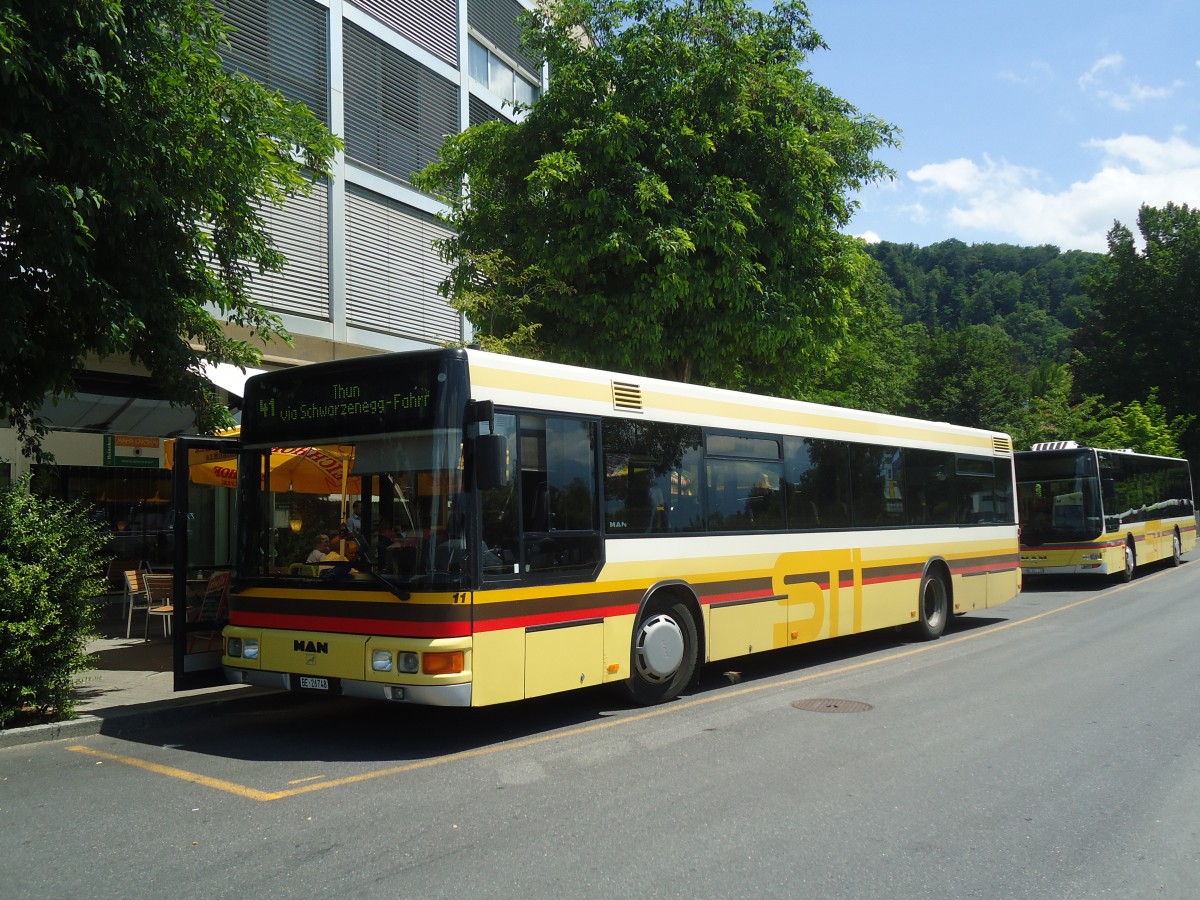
left=415, top=0, right=897, bottom=390
left=1023, top=369, right=1190, bottom=456
left=1088, top=390, right=1193, bottom=457
left=1074, top=203, right=1200, bottom=457
left=1, top=0, right=340, bottom=458
left=908, top=325, right=1029, bottom=438
left=798, top=254, right=919, bottom=415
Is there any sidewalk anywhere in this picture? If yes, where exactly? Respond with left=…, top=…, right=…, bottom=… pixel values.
left=0, top=599, right=270, bottom=750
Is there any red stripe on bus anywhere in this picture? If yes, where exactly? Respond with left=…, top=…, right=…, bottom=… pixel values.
left=703, top=590, right=777, bottom=606
left=230, top=612, right=470, bottom=638
left=474, top=602, right=637, bottom=633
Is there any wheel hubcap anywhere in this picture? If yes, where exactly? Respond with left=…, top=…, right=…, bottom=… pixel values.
left=635, top=614, right=685, bottom=683
left=924, top=580, right=945, bottom=629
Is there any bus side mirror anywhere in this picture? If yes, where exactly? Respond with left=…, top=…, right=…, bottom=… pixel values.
left=475, top=433, right=507, bottom=490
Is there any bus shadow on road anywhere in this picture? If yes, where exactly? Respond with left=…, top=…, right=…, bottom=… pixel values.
left=108, top=613, right=1013, bottom=766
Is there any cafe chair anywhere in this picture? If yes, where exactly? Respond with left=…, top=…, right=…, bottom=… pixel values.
left=142, top=573, right=175, bottom=639
left=123, top=570, right=150, bottom=639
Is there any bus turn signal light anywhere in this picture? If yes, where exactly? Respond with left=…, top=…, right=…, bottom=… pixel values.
left=423, top=651, right=464, bottom=675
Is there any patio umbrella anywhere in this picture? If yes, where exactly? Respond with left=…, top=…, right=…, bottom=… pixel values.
left=167, top=443, right=360, bottom=495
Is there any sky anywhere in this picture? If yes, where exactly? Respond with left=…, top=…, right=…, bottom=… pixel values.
left=788, top=0, right=1200, bottom=252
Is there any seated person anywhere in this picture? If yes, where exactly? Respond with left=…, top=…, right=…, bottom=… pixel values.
left=306, top=533, right=331, bottom=563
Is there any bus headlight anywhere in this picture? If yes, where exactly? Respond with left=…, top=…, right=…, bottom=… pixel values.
left=398, top=652, right=419, bottom=674
left=372, top=650, right=393, bottom=672
left=1082, top=552, right=1103, bottom=561
left=227, top=637, right=242, bottom=658
left=242, top=638, right=259, bottom=660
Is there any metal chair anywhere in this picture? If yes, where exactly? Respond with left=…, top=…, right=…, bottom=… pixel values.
left=123, top=570, right=150, bottom=639
left=141, top=574, right=175, bottom=639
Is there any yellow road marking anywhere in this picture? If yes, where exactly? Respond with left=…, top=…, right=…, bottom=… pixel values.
left=67, top=571, right=1156, bottom=801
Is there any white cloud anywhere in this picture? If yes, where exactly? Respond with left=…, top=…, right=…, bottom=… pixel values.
left=904, top=135, right=1200, bottom=251
left=1077, top=53, right=1181, bottom=111
left=1078, top=53, right=1123, bottom=90
left=856, top=230, right=882, bottom=244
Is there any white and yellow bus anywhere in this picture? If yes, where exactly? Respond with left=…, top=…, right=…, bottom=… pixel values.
left=1016, top=442, right=1196, bottom=581
left=223, top=349, right=1021, bottom=706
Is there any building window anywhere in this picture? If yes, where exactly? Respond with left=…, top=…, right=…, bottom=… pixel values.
left=468, top=36, right=540, bottom=108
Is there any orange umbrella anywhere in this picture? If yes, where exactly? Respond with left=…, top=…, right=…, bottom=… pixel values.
left=167, top=442, right=360, bottom=495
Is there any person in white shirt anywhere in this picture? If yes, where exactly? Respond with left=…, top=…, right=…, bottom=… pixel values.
left=306, top=534, right=331, bottom=563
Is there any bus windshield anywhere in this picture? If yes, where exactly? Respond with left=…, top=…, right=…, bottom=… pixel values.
left=1017, top=451, right=1103, bottom=543
left=237, top=429, right=469, bottom=588
left=234, top=349, right=473, bottom=589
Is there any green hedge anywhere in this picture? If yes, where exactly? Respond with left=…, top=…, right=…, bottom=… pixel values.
left=0, top=476, right=110, bottom=727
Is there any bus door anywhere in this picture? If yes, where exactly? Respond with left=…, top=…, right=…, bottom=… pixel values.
left=170, top=435, right=240, bottom=690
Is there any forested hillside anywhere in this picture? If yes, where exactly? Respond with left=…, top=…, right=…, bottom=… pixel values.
left=801, top=212, right=1198, bottom=461
left=866, top=239, right=1101, bottom=370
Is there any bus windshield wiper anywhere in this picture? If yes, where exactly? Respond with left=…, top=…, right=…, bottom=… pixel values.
left=345, top=532, right=410, bottom=601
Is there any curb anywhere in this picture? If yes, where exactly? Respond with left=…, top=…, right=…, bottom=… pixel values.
left=0, top=687, right=278, bottom=750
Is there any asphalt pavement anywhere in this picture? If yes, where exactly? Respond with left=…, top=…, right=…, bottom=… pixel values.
left=0, top=597, right=270, bottom=750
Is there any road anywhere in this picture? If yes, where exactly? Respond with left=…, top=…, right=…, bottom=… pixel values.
left=3, top=560, right=1200, bottom=899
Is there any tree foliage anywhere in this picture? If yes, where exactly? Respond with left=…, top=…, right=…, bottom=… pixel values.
left=0, top=476, right=110, bottom=726
left=1074, top=202, right=1200, bottom=458
left=798, top=255, right=920, bottom=415
left=416, top=0, right=897, bottom=390
left=0, top=0, right=340, bottom=458
left=907, top=324, right=1029, bottom=438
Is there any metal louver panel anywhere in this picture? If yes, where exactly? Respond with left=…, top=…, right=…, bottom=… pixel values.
left=612, top=381, right=643, bottom=412
left=343, top=22, right=459, bottom=186
left=992, top=437, right=1014, bottom=457
left=217, top=0, right=329, bottom=124
left=469, top=94, right=508, bottom=126
left=344, top=185, right=460, bottom=343
left=468, top=0, right=538, bottom=76
left=347, top=0, right=458, bottom=67
left=246, top=182, right=330, bottom=319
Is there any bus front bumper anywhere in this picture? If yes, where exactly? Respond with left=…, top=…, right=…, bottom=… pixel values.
left=224, top=666, right=472, bottom=707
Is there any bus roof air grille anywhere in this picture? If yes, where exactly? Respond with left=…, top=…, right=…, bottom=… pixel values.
left=1030, top=440, right=1079, bottom=451
left=612, top=381, right=643, bottom=412
left=992, top=437, right=1014, bottom=457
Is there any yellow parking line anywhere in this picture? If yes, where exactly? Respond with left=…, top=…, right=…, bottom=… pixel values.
left=68, top=572, right=1151, bottom=801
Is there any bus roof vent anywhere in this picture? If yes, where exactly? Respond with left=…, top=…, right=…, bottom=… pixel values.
left=612, top=381, right=643, bottom=412
left=1030, top=440, right=1079, bottom=451
left=992, top=437, right=1013, bottom=457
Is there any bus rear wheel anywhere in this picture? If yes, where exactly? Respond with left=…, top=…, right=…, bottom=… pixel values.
left=908, top=568, right=949, bottom=641
left=625, top=595, right=698, bottom=705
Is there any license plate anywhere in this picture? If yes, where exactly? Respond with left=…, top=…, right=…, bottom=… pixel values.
left=298, top=676, right=329, bottom=691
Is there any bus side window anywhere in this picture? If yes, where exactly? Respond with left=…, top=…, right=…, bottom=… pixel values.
left=480, top=414, right=519, bottom=579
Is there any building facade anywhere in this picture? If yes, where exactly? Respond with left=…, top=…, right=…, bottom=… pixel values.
left=2, top=0, right=544, bottom=572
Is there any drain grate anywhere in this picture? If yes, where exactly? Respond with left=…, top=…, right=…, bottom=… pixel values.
left=791, top=698, right=874, bottom=713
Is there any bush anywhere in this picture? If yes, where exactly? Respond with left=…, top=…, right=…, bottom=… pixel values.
left=0, top=476, right=110, bottom=727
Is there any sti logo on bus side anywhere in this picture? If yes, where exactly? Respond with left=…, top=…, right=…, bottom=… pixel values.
left=294, top=640, right=329, bottom=654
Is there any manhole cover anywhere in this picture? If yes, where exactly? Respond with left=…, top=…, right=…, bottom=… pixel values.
left=791, top=698, right=874, bottom=713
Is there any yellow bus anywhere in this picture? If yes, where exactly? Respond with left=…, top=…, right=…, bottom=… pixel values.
left=223, top=349, right=1021, bottom=706
left=1016, top=442, right=1197, bottom=581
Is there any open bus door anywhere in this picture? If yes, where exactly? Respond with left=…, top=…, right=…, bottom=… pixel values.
left=170, top=435, right=240, bottom=690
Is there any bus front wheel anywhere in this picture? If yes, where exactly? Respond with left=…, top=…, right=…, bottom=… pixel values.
left=1171, top=530, right=1183, bottom=567
left=625, top=595, right=698, bottom=705
left=1116, top=540, right=1135, bottom=583
left=908, top=568, right=949, bottom=641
